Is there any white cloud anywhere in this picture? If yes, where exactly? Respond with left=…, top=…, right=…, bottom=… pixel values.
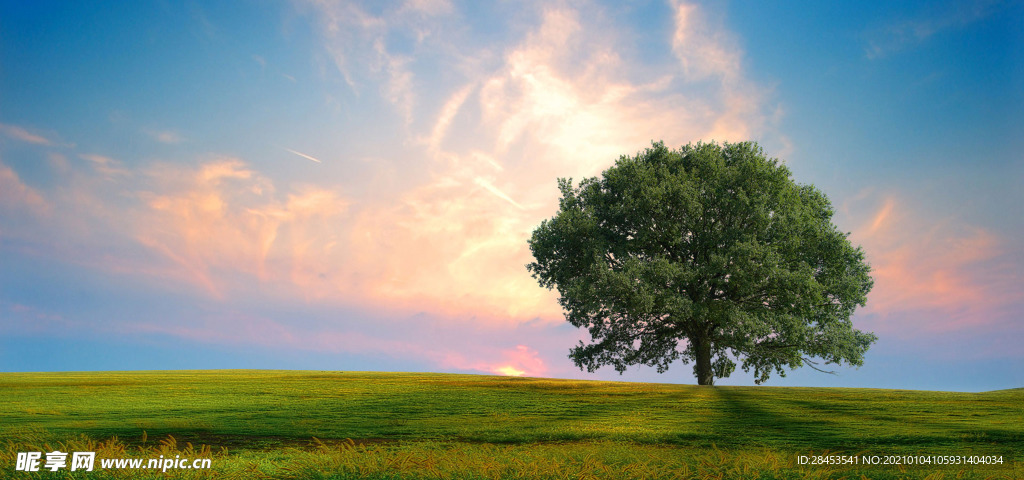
left=301, top=0, right=454, bottom=120
left=670, top=1, right=741, bottom=82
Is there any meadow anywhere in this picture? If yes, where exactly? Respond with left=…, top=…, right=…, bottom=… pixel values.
left=1, top=370, right=1020, bottom=479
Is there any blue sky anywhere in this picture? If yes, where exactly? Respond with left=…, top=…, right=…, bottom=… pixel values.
left=1, top=0, right=1021, bottom=392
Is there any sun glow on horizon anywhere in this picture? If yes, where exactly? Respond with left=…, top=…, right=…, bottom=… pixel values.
left=494, top=365, right=526, bottom=377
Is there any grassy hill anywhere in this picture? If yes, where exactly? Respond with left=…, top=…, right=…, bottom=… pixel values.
left=2, top=370, right=1021, bottom=479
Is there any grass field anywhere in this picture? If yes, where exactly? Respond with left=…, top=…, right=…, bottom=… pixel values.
left=1, top=370, right=1021, bottom=479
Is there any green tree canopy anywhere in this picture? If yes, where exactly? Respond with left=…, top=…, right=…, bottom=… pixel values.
left=527, top=141, right=875, bottom=385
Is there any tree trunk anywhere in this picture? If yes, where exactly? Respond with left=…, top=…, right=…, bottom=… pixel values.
left=694, top=335, right=714, bottom=386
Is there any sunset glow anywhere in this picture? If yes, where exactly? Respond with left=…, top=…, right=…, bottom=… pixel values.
left=495, top=366, right=526, bottom=377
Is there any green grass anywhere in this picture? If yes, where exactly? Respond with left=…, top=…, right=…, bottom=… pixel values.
left=1, top=370, right=1021, bottom=479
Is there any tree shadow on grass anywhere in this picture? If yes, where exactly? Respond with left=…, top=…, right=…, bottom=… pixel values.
left=777, top=397, right=1023, bottom=452
left=706, top=387, right=852, bottom=450
left=701, top=388, right=1022, bottom=455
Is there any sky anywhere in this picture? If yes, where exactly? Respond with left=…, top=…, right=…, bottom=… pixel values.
left=1, top=0, right=1021, bottom=392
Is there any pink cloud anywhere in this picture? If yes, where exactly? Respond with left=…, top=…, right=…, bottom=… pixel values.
left=0, top=302, right=68, bottom=334
left=0, top=152, right=610, bottom=377
left=347, top=173, right=563, bottom=322
left=851, top=195, right=1021, bottom=334
left=494, top=345, right=548, bottom=377
left=5, top=149, right=557, bottom=324
left=131, top=159, right=352, bottom=300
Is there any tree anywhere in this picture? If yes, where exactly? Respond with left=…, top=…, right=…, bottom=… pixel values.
left=527, top=141, right=875, bottom=385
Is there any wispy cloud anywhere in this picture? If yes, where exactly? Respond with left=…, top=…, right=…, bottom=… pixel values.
left=0, top=123, right=56, bottom=146
left=80, top=153, right=131, bottom=178
left=864, top=0, right=1006, bottom=59
left=669, top=0, right=765, bottom=140
left=671, top=1, right=742, bottom=82
left=423, top=83, right=474, bottom=155
left=0, top=301, right=70, bottom=335
left=146, top=129, right=185, bottom=144
left=301, top=0, right=453, bottom=121
left=374, top=39, right=416, bottom=125
left=0, top=162, right=49, bottom=215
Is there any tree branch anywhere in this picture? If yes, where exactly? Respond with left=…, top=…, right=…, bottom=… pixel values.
left=802, top=357, right=837, bottom=375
